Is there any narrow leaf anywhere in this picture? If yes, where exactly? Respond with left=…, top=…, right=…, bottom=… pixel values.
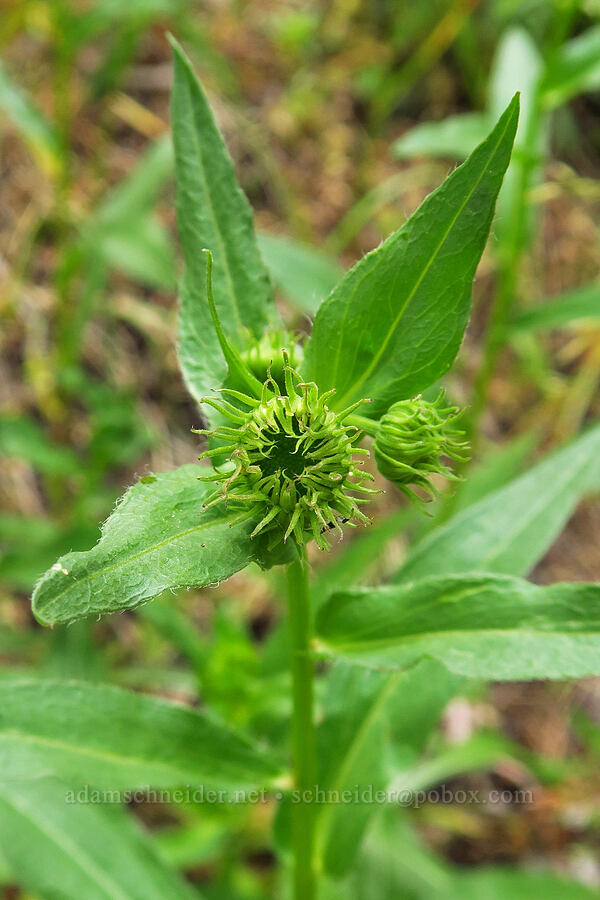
left=0, top=777, right=199, bottom=900
left=396, top=423, right=600, bottom=583
left=31, top=465, right=265, bottom=625
left=542, top=24, right=600, bottom=109
left=302, top=96, right=519, bottom=417
left=170, top=38, right=277, bottom=408
left=0, top=61, right=60, bottom=176
left=317, top=573, right=600, bottom=680
left=315, top=659, right=461, bottom=877
left=0, top=680, right=284, bottom=789
left=511, top=283, right=600, bottom=333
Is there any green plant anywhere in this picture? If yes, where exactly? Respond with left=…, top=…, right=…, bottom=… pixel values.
left=6, top=37, right=599, bottom=900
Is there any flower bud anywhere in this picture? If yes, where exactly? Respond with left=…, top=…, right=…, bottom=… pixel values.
left=373, top=392, right=468, bottom=504
left=195, top=349, right=378, bottom=551
left=241, top=330, right=303, bottom=394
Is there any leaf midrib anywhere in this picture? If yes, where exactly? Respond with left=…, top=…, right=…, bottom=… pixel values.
left=178, top=53, right=245, bottom=339
left=0, top=730, right=275, bottom=784
left=36, top=508, right=255, bottom=616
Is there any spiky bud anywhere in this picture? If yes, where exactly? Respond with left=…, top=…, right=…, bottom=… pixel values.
left=373, top=392, right=468, bottom=504
left=195, top=352, right=378, bottom=551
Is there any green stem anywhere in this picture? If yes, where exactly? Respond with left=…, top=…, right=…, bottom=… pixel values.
left=286, top=544, right=317, bottom=900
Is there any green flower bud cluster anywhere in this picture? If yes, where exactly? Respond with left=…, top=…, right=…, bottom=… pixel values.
left=195, top=352, right=378, bottom=551
left=373, top=392, right=468, bottom=505
left=241, top=329, right=303, bottom=393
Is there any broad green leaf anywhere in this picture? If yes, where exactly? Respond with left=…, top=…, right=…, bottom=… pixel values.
left=393, top=112, right=489, bottom=161
left=0, top=777, right=199, bottom=900
left=257, top=231, right=343, bottom=314
left=170, top=38, right=276, bottom=408
left=0, top=679, right=283, bottom=789
left=302, top=96, right=519, bottom=417
left=315, top=659, right=461, bottom=877
left=316, top=573, right=600, bottom=680
left=542, top=24, right=600, bottom=109
left=31, top=465, right=265, bottom=625
left=511, top=283, right=600, bottom=333
left=397, top=423, right=600, bottom=582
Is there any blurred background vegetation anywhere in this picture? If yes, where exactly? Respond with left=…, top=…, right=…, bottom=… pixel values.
left=2, top=0, right=600, bottom=896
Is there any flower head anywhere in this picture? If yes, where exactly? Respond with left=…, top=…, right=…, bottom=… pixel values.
left=195, top=352, right=377, bottom=550
left=373, top=392, right=468, bottom=505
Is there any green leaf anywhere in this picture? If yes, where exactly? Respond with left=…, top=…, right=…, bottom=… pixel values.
left=31, top=465, right=265, bottom=625
left=510, top=283, right=600, bottom=333
left=98, top=218, right=177, bottom=288
left=542, top=24, right=600, bottom=109
left=315, top=659, right=461, bottom=877
left=170, top=38, right=276, bottom=408
left=327, top=810, right=598, bottom=900
left=316, top=573, right=600, bottom=680
left=0, top=416, right=80, bottom=477
left=257, top=231, right=344, bottom=315
left=85, top=135, right=177, bottom=288
left=94, top=135, right=173, bottom=225
left=302, top=95, right=519, bottom=417
left=0, top=61, right=60, bottom=176
left=0, top=777, right=199, bottom=900
left=393, top=112, right=489, bottom=161
left=390, top=732, right=519, bottom=797
left=451, top=869, right=598, bottom=900
left=397, top=423, right=600, bottom=582
left=0, top=679, right=283, bottom=789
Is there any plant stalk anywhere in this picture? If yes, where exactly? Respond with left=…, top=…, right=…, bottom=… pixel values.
left=286, top=544, right=317, bottom=900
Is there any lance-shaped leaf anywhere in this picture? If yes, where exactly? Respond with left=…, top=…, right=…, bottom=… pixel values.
left=396, top=423, right=600, bottom=583
left=0, top=680, right=285, bottom=790
left=31, top=465, right=265, bottom=625
left=170, top=38, right=277, bottom=409
left=0, top=777, right=200, bottom=900
left=274, top=658, right=461, bottom=875
left=315, top=659, right=461, bottom=878
left=302, top=95, right=519, bottom=417
left=316, top=573, right=600, bottom=680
